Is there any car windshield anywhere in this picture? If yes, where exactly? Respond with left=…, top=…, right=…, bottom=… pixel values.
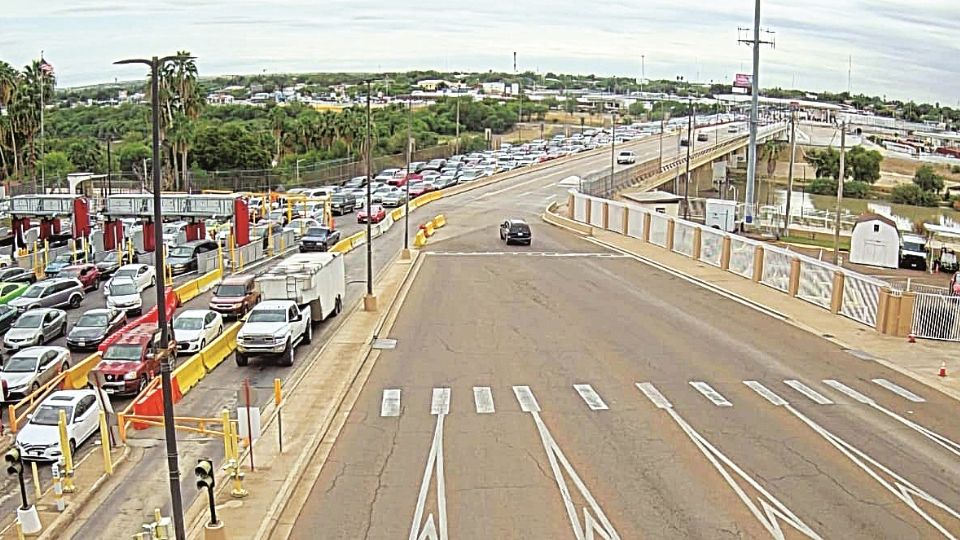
left=215, top=284, right=246, bottom=297
left=3, top=354, right=39, bottom=373
left=31, top=404, right=73, bottom=426
left=109, top=282, right=138, bottom=296
left=54, top=253, right=75, bottom=263
left=103, top=344, right=143, bottom=361
left=76, top=313, right=108, bottom=327
left=13, top=313, right=44, bottom=328
left=115, top=268, right=137, bottom=278
left=248, top=309, right=286, bottom=323
left=102, top=252, right=119, bottom=262
left=20, top=285, right=43, bottom=298
left=305, top=227, right=329, bottom=238
left=169, top=246, right=194, bottom=258
left=173, top=317, right=203, bottom=330
left=59, top=269, right=81, bottom=278
left=903, top=241, right=925, bottom=252
left=163, top=225, right=180, bottom=235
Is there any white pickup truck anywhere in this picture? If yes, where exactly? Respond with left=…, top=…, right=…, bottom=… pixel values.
left=235, top=300, right=311, bottom=367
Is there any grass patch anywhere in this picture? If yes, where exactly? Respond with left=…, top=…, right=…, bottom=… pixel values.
left=780, top=234, right=850, bottom=252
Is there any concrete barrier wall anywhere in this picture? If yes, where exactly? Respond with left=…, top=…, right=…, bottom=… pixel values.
left=626, top=208, right=645, bottom=239
left=589, top=199, right=604, bottom=228
left=607, top=203, right=625, bottom=234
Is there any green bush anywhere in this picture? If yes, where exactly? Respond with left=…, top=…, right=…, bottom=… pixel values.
left=891, top=184, right=940, bottom=207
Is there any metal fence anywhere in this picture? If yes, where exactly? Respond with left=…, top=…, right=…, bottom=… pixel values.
left=797, top=258, right=834, bottom=310
left=198, top=250, right=220, bottom=275
left=840, top=273, right=884, bottom=327
left=913, top=293, right=960, bottom=341
left=761, top=247, right=792, bottom=292
left=648, top=213, right=669, bottom=247
left=699, top=228, right=724, bottom=267
left=728, top=237, right=756, bottom=279
left=672, top=222, right=695, bottom=257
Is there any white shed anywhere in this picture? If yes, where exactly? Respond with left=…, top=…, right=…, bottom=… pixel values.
left=849, top=213, right=900, bottom=268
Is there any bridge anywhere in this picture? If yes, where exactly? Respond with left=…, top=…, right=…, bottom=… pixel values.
left=5, top=125, right=960, bottom=540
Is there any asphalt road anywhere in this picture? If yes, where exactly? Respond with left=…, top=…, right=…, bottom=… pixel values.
left=52, top=129, right=748, bottom=538
left=286, top=138, right=960, bottom=537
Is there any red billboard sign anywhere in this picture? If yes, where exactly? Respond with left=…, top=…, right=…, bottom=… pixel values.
left=734, top=73, right=752, bottom=89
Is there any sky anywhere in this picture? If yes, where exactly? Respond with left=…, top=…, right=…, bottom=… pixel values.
left=2, top=0, right=958, bottom=105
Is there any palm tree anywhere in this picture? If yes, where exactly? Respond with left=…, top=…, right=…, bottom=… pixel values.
left=761, top=139, right=785, bottom=176
left=269, top=106, right=287, bottom=164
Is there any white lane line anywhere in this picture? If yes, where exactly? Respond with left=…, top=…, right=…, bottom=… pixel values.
left=381, top=389, right=401, bottom=417
left=872, top=378, right=926, bottom=403
left=512, top=385, right=541, bottom=412
left=784, top=402, right=960, bottom=537
left=743, top=381, right=788, bottom=406
left=409, top=412, right=448, bottom=540
left=431, top=388, right=451, bottom=415
left=635, top=382, right=672, bottom=409
left=573, top=384, right=609, bottom=411
left=473, top=387, right=495, bottom=414
left=690, top=381, right=733, bottom=407
left=824, top=380, right=960, bottom=459
left=784, top=380, right=834, bottom=405
left=822, top=380, right=873, bottom=404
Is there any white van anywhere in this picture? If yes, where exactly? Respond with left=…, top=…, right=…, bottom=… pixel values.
left=162, top=221, right=189, bottom=247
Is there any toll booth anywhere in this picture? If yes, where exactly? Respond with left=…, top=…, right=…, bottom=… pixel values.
left=9, top=194, right=92, bottom=252
left=103, top=193, right=251, bottom=252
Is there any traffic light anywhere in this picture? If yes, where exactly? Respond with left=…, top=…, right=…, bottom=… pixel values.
left=5, top=449, right=22, bottom=476
left=195, top=459, right=215, bottom=491
left=195, top=458, right=218, bottom=526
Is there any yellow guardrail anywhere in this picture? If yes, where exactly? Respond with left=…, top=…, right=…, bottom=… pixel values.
left=413, top=230, right=427, bottom=248
left=195, top=267, right=223, bottom=291
left=62, top=352, right=102, bottom=390
left=171, top=322, right=242, bottom=395
left=391, top=207, right=405, bottom=221
left=433, top=214, right=446, bottom=228
left=175, top=281, right=201, bottom=303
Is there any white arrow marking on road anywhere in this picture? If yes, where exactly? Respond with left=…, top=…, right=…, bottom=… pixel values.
left=574, top=384, right=609, bottom=411
left=783, top=380, right=833, bottom=405
left=409, top=411, right=448, bottom=540
left=473, top=386, right=495, bottom=414
left=743, top=381, right=788, bottom=406
left=381, top=389, right=401, bottom=417
left=635, top=382, right=672, bottom=409
left=515, top=386, right=620, bottom=539
left=431, top=388, right=450, bottom=415
left=690, top=381, right=733, bottom=407
left=872, top=378, right=926, bottom=402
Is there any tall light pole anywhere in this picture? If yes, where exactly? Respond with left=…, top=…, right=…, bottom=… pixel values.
left=295, top=159, right=305, bottom=184
left=609, top=112, right=617, bottom=196
left=740, top=0, right=774, bottom=225
left=454, top=95, right=461, bottom=155
left=683, top=99, right=695, bottom=220
left=403, top=97, right=412, bottom=258
left=782, top=107, right=798, bottom=236
left=640, top=54, right=645, bottom=94
left=832, top=122, right=847, bottom=265
left=363, top=81, right=376, bottom=310
left=114, top=53, right=193, bottom=540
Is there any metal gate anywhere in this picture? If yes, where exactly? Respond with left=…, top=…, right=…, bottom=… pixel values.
left=913, top=293, right=960, bottom=341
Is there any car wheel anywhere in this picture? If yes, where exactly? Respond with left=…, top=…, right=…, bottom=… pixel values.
left=334, top=296, right=342, bottom=317
left=150, top=275, right=156, bottom=287
left=69, top=439, right=77, bottom=458
left=138, top=375, right=149, bottom=393
left=235, top=351, right=248, bottom=367
left=199, top=339, right=206, bottom=351
left=303, top=323, right=312, bottom=345
left=31, top=381, right=40, bottom=394
left=58, top=322, right=67, bottom=338
left=69, top=294, right=82, bottom=309
left=278, top=341, right=294, bottom=367
left=60, top=362, right=70, bottom=373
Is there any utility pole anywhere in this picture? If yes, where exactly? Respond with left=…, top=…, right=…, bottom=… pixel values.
left=832, top=122, right=847, bottom=265
left=782, top=108, right=797, bottom=236
left=739, top=0, right=775, bottom=226
left=847, top=55, right=852, bottom=94
left=364, top=80, right=376, bottom=310
left=610, top=112, right=617, bottom=195
left=403, top=98, right=412, bottom=256
left=640, top=55, right=645, bottom=94
left=454, top=95, right=460, bottom=154
left=683, top=100, right=694, bottom=220
left=658, top=100, right=665, bottom=169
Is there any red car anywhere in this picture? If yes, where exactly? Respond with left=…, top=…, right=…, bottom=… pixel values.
left=357, top=205, right=386, bottom=224
left=388, top=173, right=419, bottom=187
left=93, top=324, right=161, bottom=396
left=59, top=263, right=101, bottom=292
left=408, top=181, right=436, bottom=198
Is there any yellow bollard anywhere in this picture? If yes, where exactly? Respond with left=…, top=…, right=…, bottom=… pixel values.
left=229, top=233, right=236, bottom=270
left=221, top=409, right=233, bottom=461
left=99, top=411, right=113, bottom=475
left=238, top=249, right=244, bottom=272
left=15, top=520, right=24, bottom=540
left=117, top=413, right=127, bottom=444
left=58, top=410, right=76, bottom=493
left=31, top=461, right=41, bottom=501
left=217, top=244, right=225, bottom=273
left=267, top=226, right=274, bottom=257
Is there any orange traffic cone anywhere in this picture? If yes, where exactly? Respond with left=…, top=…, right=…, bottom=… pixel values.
left=908, top=333, right=916, bottom=343
left=939, top=362, right=947, bottom=378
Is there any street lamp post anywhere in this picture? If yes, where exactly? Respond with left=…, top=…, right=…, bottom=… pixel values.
left=295, top=159, right=305, bottom=184
left=683, top=99, right=695, bottom=220
left=403, top=97, right=412, bottom=258
left=609, top=112, right=617, bottom=196
left=363, top=81, right=377, bottom=311
left=114, top=54, right=192, bottom=540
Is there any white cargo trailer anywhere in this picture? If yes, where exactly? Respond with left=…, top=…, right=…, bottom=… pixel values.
left=257, top=252, right=346, bottom=322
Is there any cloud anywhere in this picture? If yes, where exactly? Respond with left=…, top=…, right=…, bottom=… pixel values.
left=2, top=0, right=958, bottom=104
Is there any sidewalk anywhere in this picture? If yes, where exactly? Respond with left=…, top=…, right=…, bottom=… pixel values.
left=184, top=251, right=423, bottom=539
left=548, top=209, right=960, bottom=403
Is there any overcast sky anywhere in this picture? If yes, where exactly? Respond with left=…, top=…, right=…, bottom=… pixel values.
left=2, top=0, right=957, bottom=104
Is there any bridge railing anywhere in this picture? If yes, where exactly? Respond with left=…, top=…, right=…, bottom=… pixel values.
left=563, top=188, right=936, bottom=339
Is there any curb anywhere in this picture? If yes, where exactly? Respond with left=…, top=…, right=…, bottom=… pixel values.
left=541, top=203, right=960, bottom=405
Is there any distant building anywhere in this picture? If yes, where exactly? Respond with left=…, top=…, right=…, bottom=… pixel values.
left=481, top=82, right=506, bottom=95
left=416, top=79, right=463, bottom=92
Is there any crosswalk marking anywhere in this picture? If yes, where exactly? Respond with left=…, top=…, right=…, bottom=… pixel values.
left=823, top=380, right=873, bottom=404
left=573, top=384, right=609, bottom=410
left=784, top=380, right=834, bottom=405
left=512, top=386, right=541, bottom=412
left=743, top=381, right=787, bottom=406
left=473, top=387, right=495, bottom=414
left=431, top=388, right=451, bottom=415
left=690, top=381, right=732, bottom=407
left=872, top=378, right=926, bottom=403
left=381, top=389, right=401, bottom=417
left=636, top=382, right=672, bottom=409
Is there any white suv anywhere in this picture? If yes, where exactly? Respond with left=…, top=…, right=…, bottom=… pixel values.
left=235, top=300, right=311, bottom=367
left=616, top=151, right=637, bottom=164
